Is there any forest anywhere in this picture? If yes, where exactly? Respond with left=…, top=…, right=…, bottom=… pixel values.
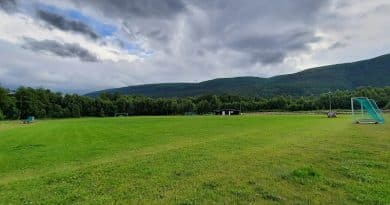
left=0, top=86, right=390, bottom=120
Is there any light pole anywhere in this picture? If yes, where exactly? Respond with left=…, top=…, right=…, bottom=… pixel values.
left=328, top=91, right=332, bottom=113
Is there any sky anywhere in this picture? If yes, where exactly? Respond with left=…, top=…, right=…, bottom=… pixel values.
left=0, top=0, right=390, bottom=94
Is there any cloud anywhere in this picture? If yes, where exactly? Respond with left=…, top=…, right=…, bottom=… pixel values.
left=37, top=9, right=99, bottom=39
left=228, top=30, right=321, bottom=64
left=0, top=0, right=17, bottom=12
left=68, top=0, right=186, bottom=19
left=22, top=38, right=98, bottom=62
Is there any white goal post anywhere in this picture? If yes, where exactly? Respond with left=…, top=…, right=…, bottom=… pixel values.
left=114, top=113, right=129, bottom=117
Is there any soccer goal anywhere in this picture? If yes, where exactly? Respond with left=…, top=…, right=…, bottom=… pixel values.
left=351, top=97, right=385, bottom=124
left=114, top=113, right=129, bottom=117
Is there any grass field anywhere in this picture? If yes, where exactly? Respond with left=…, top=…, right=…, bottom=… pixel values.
left=0, top=114, right=389, bottom=204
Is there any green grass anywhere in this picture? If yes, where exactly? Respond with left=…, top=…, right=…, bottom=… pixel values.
left=0, top=114, right=389, bottom=204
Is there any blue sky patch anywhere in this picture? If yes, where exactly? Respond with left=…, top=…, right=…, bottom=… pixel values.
left=36, top=3, right=117, bottom=37
left=121, top=41, right=153, bottom=57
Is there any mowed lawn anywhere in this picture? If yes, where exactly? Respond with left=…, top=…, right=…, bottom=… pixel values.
left=0, top=115, right=389, bottom=204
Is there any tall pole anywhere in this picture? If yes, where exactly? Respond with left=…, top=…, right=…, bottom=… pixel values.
left=328, top=91, right=332, bottom=112
left=351, top=98, right=355, bottom=122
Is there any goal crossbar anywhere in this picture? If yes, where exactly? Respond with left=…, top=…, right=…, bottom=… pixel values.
left=114, top=113, right=129, bottom=117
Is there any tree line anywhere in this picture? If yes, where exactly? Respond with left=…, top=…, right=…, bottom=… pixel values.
left=0, top=86, right=390, bottom=120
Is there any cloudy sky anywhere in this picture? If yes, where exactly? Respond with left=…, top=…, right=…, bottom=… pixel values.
left=0, top=0, right=390, bottom=93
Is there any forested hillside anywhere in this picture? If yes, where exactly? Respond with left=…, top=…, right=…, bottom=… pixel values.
left=87, top=54, right=390, bottom=97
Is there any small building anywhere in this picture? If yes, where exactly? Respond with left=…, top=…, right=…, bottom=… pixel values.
left=214, top=109, right=241, bottom=116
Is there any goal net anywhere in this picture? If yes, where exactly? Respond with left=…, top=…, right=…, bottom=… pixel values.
left=351, top=97, right=385, bottom=124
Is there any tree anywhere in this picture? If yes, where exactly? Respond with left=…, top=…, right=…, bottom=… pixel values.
left=15, top=87, right=41, bottom=119
left=114, top=96, right=129, bottom=113
left=95, top=97, right=114, bottom=117
left=209, top=95, right=222, bottom=110
left=62, top=94, right=81, bottom=118
left=0, top=87, right=18, bottom=119
left=177, top=99, right=195, bottom=114
left=196, top=100, right=212, bottom=114
left=0, top=109, right=5, bottom=120
left=385, top=101, right=390, bottom=110
left=0, top=85, right=389, bottom=118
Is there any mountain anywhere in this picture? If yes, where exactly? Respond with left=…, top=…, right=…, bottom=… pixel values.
left=86, top=54, right=390, bottom=97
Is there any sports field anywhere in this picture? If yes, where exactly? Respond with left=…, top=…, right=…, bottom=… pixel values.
left=0, top=115, right=389, bottom=204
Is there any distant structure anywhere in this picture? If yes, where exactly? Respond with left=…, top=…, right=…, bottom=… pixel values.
left=214, top=109, right=240, bottom=116
left=327, top=91, right=337, bottom=118
left=327, top=111, right=337, bottom=118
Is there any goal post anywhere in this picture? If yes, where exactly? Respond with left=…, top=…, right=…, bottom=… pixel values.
left=351, top=97, right=385, bottom=124
left=114, top=113, right=129, bottom=117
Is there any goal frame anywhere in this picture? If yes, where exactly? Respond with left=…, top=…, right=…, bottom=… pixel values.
left=114, top=113, right=129, bottom=117
left=351, top=97, right=384, bottom=124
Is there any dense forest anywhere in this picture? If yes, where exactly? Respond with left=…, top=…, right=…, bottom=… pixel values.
left=0, top=86, right=390, bottom=120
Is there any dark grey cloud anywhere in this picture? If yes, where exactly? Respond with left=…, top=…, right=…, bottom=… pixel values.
left=228, top=30, right=321, bottom=64
left=0, top=0, right=17, bottom=12
left=184, top=1, right=331, bottom=65
left=37, top=10, right=99, bottom=39
left=69, top=0, right=186, bottom=19
left=147, top=29, right=169, bottom=41
left=143, top=0, right=329, bottom=65
left=22, top=38, right=98, bottom=62
left=195, top=0, right=330, bottom=19
left=373, top=4, right=390, bottom=13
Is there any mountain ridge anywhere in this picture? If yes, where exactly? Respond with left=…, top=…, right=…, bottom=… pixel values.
left=86, top=53, right=390, bottom=97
